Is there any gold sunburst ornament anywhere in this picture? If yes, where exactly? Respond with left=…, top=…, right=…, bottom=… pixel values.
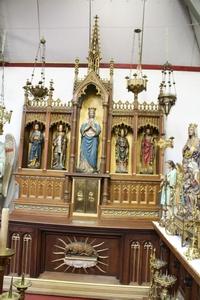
left=52, top=237, right=109, bottom=273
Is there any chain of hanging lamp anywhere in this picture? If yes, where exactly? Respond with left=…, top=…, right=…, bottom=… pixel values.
left=126, top=0, right=148, bottom=102
left=24, top=0, right=51, bottom=100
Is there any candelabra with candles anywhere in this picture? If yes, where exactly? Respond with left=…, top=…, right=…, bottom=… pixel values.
left=126, top=29, right=148, bottom=103
left=126, top=0, right=148, bottom=106
left=154, top=272, right=177, bottom=300
left=149, top=248, right=167, bottom=299
left=23, top=38, right=50, bottom=102
left=149, top=249, right=177, bottom=300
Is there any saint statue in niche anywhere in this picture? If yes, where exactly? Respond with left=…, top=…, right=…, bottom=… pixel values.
left=140, top=126, right=156, bottom=174
left=52, top=123, right=67, bottom=170
left=115, top=126, right=129, bottom=173
left=28, top=122, right=43, bottom=169
left=79, top=107, right=101, bottom=173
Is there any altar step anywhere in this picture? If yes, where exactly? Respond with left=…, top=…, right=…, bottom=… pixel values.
left=4, top=274, right=149, bottom=300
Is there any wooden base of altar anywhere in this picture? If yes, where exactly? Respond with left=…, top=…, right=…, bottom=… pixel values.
left=7, top=215, right=158, bottom=287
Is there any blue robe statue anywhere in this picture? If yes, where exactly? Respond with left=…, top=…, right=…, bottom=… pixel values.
left=79, top=112, right=101, bottom=173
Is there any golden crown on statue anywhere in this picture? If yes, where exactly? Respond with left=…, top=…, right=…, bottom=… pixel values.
left=88, top=107, right=96, bottom=112
left=189, top=123, right=198, bottom=130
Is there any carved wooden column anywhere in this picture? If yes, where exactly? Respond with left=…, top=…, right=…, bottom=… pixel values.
left=64, top=175, right=71, bottom=203
left=100, top=100, right=109, bottom=173
left=69, top=101, right=78, bottom=172
left=106, top=64, right=114, bottom=174
left=102, top=177, right=109, bottom=204
left=132, top=112, right=138, bottom=175
left=105, top=104, right=112, bottom=173
left=43, top=108, right=51, bottom=170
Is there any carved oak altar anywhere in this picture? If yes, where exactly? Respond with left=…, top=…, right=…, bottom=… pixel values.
left=12, top=16, right=165, bottom=222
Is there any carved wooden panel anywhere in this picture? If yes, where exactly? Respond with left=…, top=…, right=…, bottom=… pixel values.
left=9, top=232, right=33, bottom=277
left=21, top=234, right=32, bottom=276
left=110, top=180, right=159, bottom=206
left=16, top=175, right=65, bottom=202
left=42, top=233, right=120, bottom=276
left=10, top=233, right=21, bottom=275
left=130, top=240, right=153, bottom=285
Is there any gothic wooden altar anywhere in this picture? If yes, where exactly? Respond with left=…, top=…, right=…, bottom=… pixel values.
left=12, top=16, right=164, bottom=222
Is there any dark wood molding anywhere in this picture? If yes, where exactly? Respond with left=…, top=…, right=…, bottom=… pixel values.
left=2, top=62, right=200, bottom=72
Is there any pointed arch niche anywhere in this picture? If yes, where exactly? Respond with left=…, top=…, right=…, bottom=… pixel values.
left=69, top=72, right=110, bottom=174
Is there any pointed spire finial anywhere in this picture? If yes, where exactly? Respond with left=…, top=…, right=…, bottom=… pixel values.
left=87, top=15, right=101, bottom=75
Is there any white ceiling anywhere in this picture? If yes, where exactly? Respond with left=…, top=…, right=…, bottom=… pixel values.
left=0, top=0, right=200, bottom=66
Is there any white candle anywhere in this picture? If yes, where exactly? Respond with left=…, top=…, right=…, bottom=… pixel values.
left=0, top=208, right=9, bottom=251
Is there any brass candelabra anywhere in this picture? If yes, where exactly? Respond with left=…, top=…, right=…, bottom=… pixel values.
left=149, top=249, right=177, bottom=300
left=0, top=248, right=15, bottom=294
left=149, top=249, right=167, bottom=299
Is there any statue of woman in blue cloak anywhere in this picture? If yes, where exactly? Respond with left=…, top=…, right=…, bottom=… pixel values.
left=79, top=108, right=101, bottom=173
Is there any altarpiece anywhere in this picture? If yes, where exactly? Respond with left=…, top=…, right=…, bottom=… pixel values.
left=12, top=16, right=165, bottom=222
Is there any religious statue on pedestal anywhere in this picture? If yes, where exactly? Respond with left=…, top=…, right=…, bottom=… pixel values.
left=52, top=123, right=67, bottom=170
left=140, top=127, right=156, bottom=174
left=115, top=126, right=129, bottom=173
left=160, top=160, right=177, bottom=219
left=79, top=108, right=101, bottom=173
left=28, top=123, right=43, bottom=169
left=182, top=123, right=200, bottom=213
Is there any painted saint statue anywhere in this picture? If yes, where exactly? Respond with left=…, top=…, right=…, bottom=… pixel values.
left=52, top=123, right=67, bottom=170
left=79, top=107, right=101, bottom=173
left=28, top=123, right=43, bottom=169
left=115, top=126, right=129, bottom=173
left=140, top=127, right=155, bottom=174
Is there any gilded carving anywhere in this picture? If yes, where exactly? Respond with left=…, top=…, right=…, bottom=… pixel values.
left=25, top=113, right=46, bottom=125
left=138, top=101, right=159, bottom=111
left=110, top=181, right=159, bottom=206
left=112, top=101, right=134, bottom=111
left=50, top=114, right=71, bottom=126
left=21, top=178, right=28, bottom=197
left=138, top=117, right=159, bottom=129
left=14, top=204, right=69, bottom=213
left=101, top=209, right=159, bottom=217
left=112, top=116, right=133, bottom=128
